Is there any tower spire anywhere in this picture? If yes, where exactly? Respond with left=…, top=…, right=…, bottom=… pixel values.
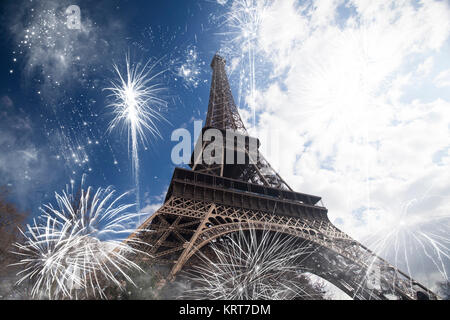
left=206, top=54, right=247, bottom=133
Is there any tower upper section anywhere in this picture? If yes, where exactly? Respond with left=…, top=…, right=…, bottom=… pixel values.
left=191, top=54, right=293, bottom=191
left=205, top=54, right=247, bottom=133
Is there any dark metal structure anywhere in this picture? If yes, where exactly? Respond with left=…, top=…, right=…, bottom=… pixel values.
left=131, top=54, right=438, bottom=300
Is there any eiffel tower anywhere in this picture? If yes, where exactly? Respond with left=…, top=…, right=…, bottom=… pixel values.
left=132, top=54, right=438, bottom=300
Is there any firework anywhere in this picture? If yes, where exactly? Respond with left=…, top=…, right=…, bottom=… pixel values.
left=105, top=55, right=167, bottom=212
left=180, top=227, right=325, bottom=300
left=176, top=45, right=205, bottom=89
left=224, top=0, right=267, bottom=48
left=220, top=0, right=270, bottom=129
left=362, top=196, right=450, bottom=291
left=12, top=177, right=149, bottom=299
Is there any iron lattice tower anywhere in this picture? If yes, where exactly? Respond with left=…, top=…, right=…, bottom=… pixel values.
left=131, top=54, right=438, bottom=300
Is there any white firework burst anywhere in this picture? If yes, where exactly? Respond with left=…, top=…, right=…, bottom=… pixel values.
left=362, top=196, right=450, bottom=290
left=219, top=0, right=271, bottom=129
left=224, top=0, right=267, bottom=46
left=105, top=54, right=167, bottom=212
left=12, top=177, right=149, bottom=299
left=176, top=45, right=205, bottom=89
left=180, top=227, right=325, bottom=300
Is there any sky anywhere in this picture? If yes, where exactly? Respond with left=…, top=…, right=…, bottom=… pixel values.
left=0, top=0, right=449, bottom=293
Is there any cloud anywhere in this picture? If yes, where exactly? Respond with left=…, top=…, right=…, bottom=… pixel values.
left=434, top=69, right=450, bottom=88
left=0, top=96, right=14, bottom=109
left=417, top=57, right=434, bottom=76
left=230, top=0, right=450, bottom=287
left=138, top=190, right=165, bottom=223
left=0, top=106, right=63, bottom=210
left=7, top=0, right=125, bottom=99
left=140, top=203, right=162, bottom=217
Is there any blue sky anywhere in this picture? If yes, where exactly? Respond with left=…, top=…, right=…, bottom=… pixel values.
left=0, top=0, right=229, bottom=213
left=0, top=0, right=449, bottom=292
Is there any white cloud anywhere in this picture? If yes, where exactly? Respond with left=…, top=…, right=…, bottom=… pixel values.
left=234, top=0, right=450, bottom=288
left=434, top=69, right=450, bottom=88
left=138, top=190, right=165, bottom=223
left=140, top=202, right=162, bottom=216
left=417, top=57, right=434, bottom=76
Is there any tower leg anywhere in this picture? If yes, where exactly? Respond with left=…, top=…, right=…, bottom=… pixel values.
left=168, top=205, right=216, bottom=280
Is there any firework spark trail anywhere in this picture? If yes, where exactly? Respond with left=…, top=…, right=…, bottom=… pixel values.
left=12, top=177, right=149, bottom=299
left=105, top=55, right=168, bottom=216
left=220, top=0, right=270, bottom=129
left=345, top=218, right=449, bottom=299
left=360, top=195, right=450, bottom=295
left=180, top=227, right=324, bottom=300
